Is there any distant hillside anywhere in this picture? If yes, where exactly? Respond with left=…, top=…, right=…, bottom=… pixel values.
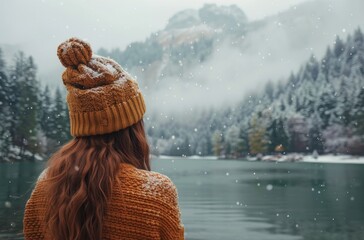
left=97, top=0, right=364, bottom=112
left=98, top=4, right=248, bottom=88
left=146, top=28, right=364, bottom=157
left=93, top=2, right=364, bottom=157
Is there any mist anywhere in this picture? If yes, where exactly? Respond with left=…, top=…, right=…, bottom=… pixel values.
left=0, top=0, right=305, bottom=87
left=1, top=0, right=364, bottom=113
left=142, top=0, right=364, bottom=113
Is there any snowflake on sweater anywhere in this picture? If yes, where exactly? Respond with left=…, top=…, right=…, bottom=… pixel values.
left=141, top=173, right=175, bottom=197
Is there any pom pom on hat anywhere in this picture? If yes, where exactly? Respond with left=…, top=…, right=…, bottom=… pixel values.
left=56, top=37, right=147, bottom=137
left=57, top=37, right=125, bottom=89
left=57, top=37, right=92, bottom=67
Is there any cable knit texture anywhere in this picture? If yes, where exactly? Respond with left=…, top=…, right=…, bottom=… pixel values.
left=23, top=163, right=185, bottom=240
left=57, top=37, right=146, bottom=137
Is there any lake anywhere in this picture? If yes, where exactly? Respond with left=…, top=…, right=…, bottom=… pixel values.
left=1, top=158, right=364, bottom=240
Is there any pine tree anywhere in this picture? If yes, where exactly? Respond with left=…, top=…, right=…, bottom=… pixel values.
left=179, top=136, right=191, bottom=156
left=317, top=84, right=337, bottom=127
left=354, top=87, right=364, bottom=135
left=335, top=76, right=352, bottom=125
left=39, top=85, right=53, bottom=137
left=0, top=49, right=7, bottom=119
left=268, top=118, right=289, bottom=153
left=331, top=36, right=345, bottom=78
left=37, top=85, right=58, bottom=154
left=279, top=99, right=286, bottom=112
left=10, top=52, right=40, bottom=159
left=224, top=125, right=246, bottom=158
left=211, top=130, right=223, bottom=157
left=300, top=82, right=316, bottom=117
left=51, top=88, right=71, bottom=145
left=302, top=55, right=320, bottom=82
left=248, top=114, right=268, bottom=155
left=195, top=137, right=209, bottom=156
left=0, top=48, right=12, bottom=160
left=321, top=47, right=333, bottom=79
left=347, top=28, right=364, bottom=73
left=334, top=36, right=345, bottom=58
left=308, top=112, right=324, bottom=153
left=287, top=114, right=309, bottom=153
left=238, top=123, right=249, bottom=156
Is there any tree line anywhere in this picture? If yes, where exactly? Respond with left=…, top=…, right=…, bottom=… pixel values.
left=1, top=28, right=363, bottom=161
left=146, top=28, right=364, bottom=157
left=0, top=50, right=70, bottom=161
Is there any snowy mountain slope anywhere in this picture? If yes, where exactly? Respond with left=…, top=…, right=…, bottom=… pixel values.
left=146, top=27, right=364, bottom=157
left=98, top=0, right=364, bottom=113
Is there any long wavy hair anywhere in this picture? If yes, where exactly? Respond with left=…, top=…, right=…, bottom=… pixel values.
left=43, top=119, right=150, bottom=240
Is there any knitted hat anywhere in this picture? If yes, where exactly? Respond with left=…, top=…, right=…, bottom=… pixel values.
left=57, top=37, right=146, bottom=137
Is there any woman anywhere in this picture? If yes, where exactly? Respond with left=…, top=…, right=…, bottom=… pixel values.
left=23, top=38, right=184, bottom=240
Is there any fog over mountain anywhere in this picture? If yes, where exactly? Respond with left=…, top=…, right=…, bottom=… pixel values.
left=99, top=0, right=364, bottom=113
left=1, top=0, right=364, bottom=113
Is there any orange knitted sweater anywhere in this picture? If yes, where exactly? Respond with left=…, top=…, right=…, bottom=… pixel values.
left=23, top=163, right=185, bottom=239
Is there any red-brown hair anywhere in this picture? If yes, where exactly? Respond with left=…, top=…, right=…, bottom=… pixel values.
left=43, top=120, right=150, bottom=240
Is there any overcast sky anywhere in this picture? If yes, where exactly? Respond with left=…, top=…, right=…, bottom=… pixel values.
left=0, top=0, right=308, bottom=51
left=1, top=0, right=362, bottom=111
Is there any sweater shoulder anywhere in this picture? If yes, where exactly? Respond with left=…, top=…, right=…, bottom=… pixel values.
left=140, top=170, right=177, bottom=193
left=119, top=165, right=178, bottom=202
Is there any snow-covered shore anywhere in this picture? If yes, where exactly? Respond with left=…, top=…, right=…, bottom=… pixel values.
left=157, top=154, right=218, bottom=160
left=302, top=154, right=364, bottom=164
left=156, top=154, right=364, bottom=164
left=249, top=154, right=364, bottom=164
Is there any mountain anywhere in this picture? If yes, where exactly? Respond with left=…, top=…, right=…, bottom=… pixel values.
left=98, top=0, right=364, bottom=112
left=164, top=4, right=247, bottom=38
left=98, top=4, right=248, bottom=87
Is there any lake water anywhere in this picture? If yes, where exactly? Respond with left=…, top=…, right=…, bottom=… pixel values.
left=1, top=158, right=364, bottom=240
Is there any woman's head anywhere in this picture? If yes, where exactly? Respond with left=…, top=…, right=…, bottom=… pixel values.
left=57, top=37, right=146, bottom=137
left=43, top=37, right=150, bottom=240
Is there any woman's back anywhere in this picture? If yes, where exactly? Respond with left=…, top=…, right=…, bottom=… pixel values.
left=23, top=37, right=184, bottom=240
left=24, top=163, right=184, bottom=239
